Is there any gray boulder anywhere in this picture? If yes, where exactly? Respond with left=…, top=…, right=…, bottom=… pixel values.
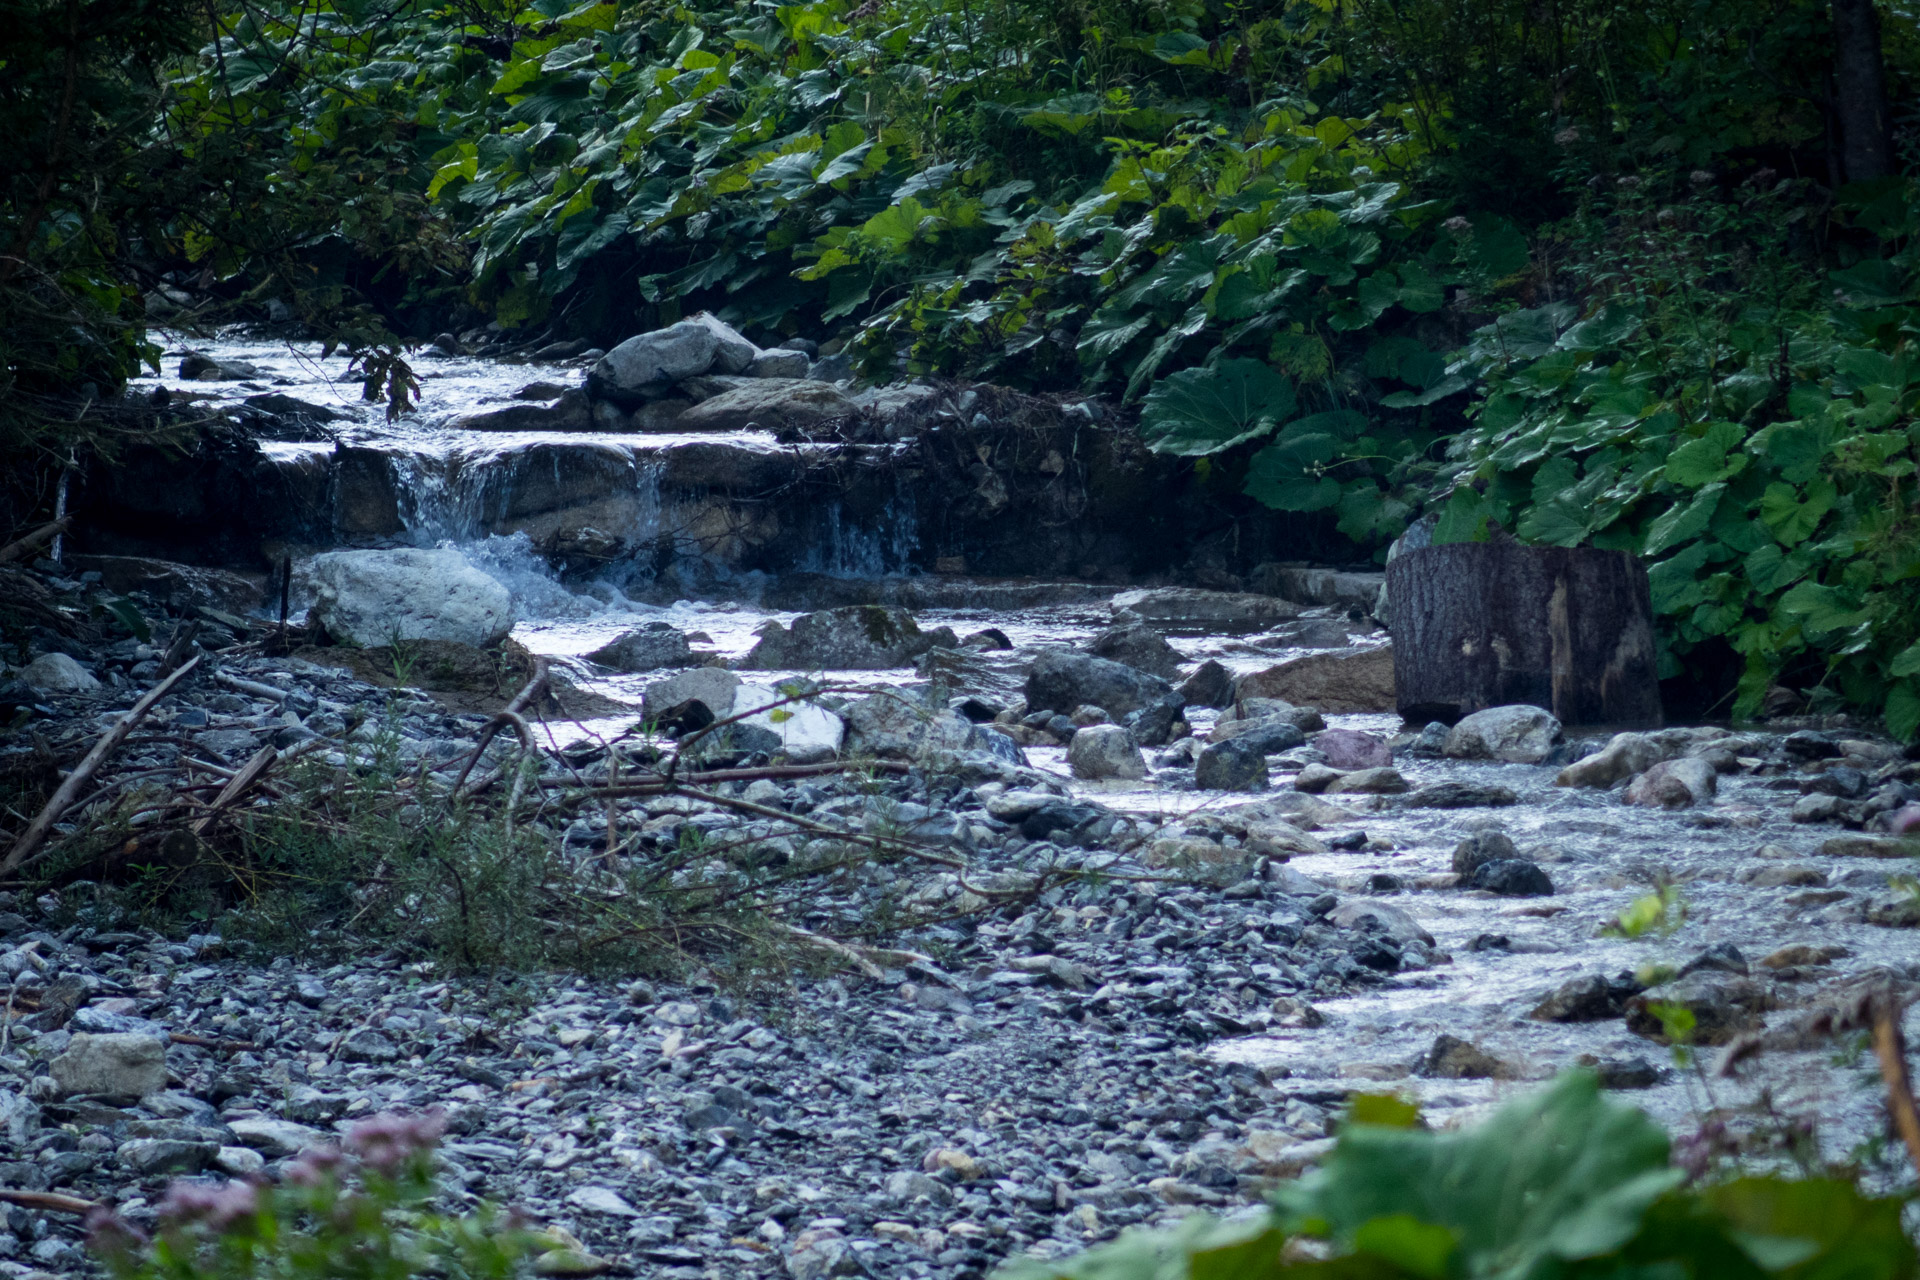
left=676, top=379, right=859, bottom=432
left=1175, top=659, right=1235, bottom=709
left=1624, top=973, right=1767, bottom=1045
left=1208, top=714, right=1307, bottom=754
left=21, top=652, right=99, bottom=693
left=642, top=667, right=742, bottom=723
left=1195, top=739, right=1268, bottom=791
left=1232, top=645, right=1395, bottom=713
left=746, top=606, right=953, bottom=670
left=306, top=548, right=512, bottom=649
left=845, top=687, right=1002, bottom=762
left=587, top=623, right=695, bottom=672
left=51, top=1033, right=168, bottom=1099
left=748, top=348, right=810, bottom=378
left=449, top=388, right=592, bottom=432
left=1444, top=704, right=1562, bottom=763
left=589, top=313, right=756, bottom=403
left=731, top=682, right=846, bottom=763
left=1110, top=588, right=1303, bottom=631
left=1556, top=731, right=1664, bottom=787
left=1025, top=650, right=1173, bottom=719
left=1451, top=830, right=1519, bottom=877
left=1068, top=725, right=1145, bottom=781
left=1625, top=758, right=1717, bottom=808
left=1087, top=624, right=1183, bottom=678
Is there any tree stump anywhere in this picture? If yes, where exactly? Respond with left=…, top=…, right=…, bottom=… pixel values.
left=1385, top=542, right=1662, bottom=727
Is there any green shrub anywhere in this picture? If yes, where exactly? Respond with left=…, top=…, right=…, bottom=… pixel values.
left=1003, top=1072, right=1919, bottom=1280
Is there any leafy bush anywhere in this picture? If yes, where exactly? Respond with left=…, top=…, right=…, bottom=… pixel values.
left=88, top=1111, right=538, bottom=1280
left=1004, top=1072, right=1919, bottom=1280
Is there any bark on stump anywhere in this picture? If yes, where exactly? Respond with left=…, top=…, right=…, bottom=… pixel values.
left=1386, top=543, right=1661, bottom=727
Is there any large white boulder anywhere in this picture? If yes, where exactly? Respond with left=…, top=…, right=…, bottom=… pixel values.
left=732, top=682, right=846, bottom=764
left=306, top=548, right=513, bottom=649
left=20, top=652, right=100, bottom=693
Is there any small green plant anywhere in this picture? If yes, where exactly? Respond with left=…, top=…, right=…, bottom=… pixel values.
left=1006, top=1072, right=1919, bottom=1280
left=1601, top=885, right=1687, bottom=940
left=88, top=1112, right=537, bottom=1280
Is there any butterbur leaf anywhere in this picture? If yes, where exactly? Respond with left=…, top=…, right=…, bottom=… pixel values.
left=102, top=597, right=151, bottom=643
left=1140, top=359, right=1294, bottom=456
left=1891, top=641, right=1920, bottom=678
left=1759, top=479, right=1836, bottom=545
left=1705, top=1176, right=1919, bottom=1278
left=1886, top=683, right=1920, bottom=743
left=1351, top=1216, right=1455, bottom=1278
left=1275, top=1073, right=1682, bottom=1274
left=1642, top=483, right=1725, bottom=557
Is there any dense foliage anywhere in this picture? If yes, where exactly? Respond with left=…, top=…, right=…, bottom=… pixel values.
left=1005, top=1072, right=1919, bottom=1280
left=3, top=0, right=1919, bottom=722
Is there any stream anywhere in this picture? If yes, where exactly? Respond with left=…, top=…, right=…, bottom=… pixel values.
left=118, top=332, right=1920, bottom=1183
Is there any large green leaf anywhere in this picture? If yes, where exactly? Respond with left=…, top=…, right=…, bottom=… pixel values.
left=1276, top=1072, right=1682, bottom=1280
left=1139, top=359, right=1295, bottom=456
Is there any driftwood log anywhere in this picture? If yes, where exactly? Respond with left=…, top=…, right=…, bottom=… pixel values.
left=1386, top=542, right=1661, bottom=727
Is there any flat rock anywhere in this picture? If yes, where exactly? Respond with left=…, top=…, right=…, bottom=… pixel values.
left=1232, top=645, right=1394, bottom=713
left=676, top=379, right=858, bottom=432
left=1624, top=758, right=1716, bottom=808
left=1401, top=781, right=1518, bottom=808
left=1110, top=588, right=1303, bottom=631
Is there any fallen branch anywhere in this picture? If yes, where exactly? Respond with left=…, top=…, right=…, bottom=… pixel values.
left=169, top=1030, right=258, bottom=1053
left=213, top=671, right=297, bottom=703
left=0, top=517, right=70, bottom=566
left=0, top=1188, right=98, bottom=1216
left=1, top=656, right=202, bottom=875
left=574, top=759, right=911, bottom=798
left=1869, top=989, right=1920, bottom=1184
left=778, top=922, right=885, bottom=979
left=451, top=660, right=548, bottom=794
left=192, top=744, right=278, bottom=835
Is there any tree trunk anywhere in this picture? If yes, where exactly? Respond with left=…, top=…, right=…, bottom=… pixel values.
left=1832, top=0, right=1894, bottom=184
left=1386, top=543, right=1662, bottom=728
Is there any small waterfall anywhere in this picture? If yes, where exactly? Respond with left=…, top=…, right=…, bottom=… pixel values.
left=796, top=488, right=919, bottom=578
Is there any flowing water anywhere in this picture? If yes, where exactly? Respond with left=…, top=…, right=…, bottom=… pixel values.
left=131, top=332, right=1920, bottom=1164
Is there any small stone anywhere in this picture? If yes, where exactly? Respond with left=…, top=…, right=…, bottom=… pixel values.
left=1324, top=766, right=1407, bottom=795
left=1195, top=739, right=1269, bottom=792
left=1415, top=1034, right=1512, bottom=1079
left=214, top=1146, right=267, bottom=1177
left=339, top=1028, right=401, bottom=1063
left=586, top=625, right=694, bottom=672
left=1312, top=728, right=1391, bottom=770
left=1293, top=763, right=1342, bottom=793
left=228, top=1115, right=325, bottom=1157
left=1624, top=758, right=1716, bottom=808
left=1624, top=973, right=1768, bottom=1045
left=1790, top=794, right=1842, bottom=823
left=1675, top=942, right=1747, bottom=978
left=118, top=1139, right=217, bottom=1175
left=1443, top=705, right=1561, bottom=763
left=1466, top=860, right=1554, bottom=897
left=1451, top=830, right=1517, bottom=877
left=568, top=1186, right=642, bottom=1217
left=1402, top=781, right=1518, bottom=808
left=1556, top=732, right=1661, bottom=788
left=1758, top=944, right=1848, bottom=969
left=1530, top=973, right=1641, bottom=1022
